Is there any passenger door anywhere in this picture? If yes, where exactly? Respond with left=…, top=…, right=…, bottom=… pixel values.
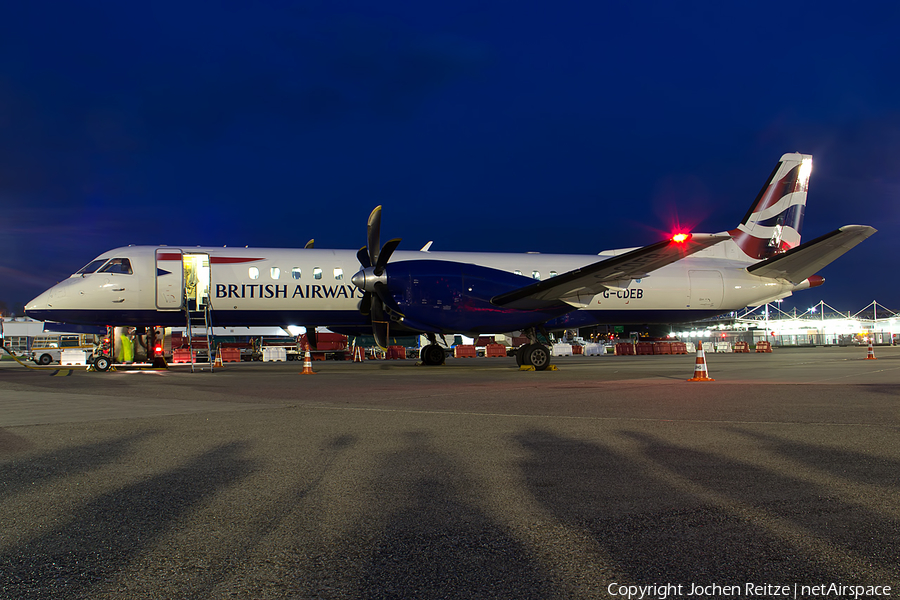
left=156, top=249, right=184, bottom=309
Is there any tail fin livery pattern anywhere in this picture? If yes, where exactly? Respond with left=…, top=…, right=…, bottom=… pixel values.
left=730, top=152, right=812, bottom=259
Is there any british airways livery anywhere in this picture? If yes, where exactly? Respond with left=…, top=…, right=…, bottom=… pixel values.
left=26, top=153, right=875, bottom=369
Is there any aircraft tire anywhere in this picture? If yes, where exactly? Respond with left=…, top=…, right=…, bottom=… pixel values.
left=421, top=344, right=445, bottom=366
left=515, top=345, right=526, bottom=366
left=523, top=344, right=550, bottom=371
left=94, top=356, right=111, bottom=372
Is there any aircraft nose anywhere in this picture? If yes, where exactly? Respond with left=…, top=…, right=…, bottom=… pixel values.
left=25, top=278, right=74, bottom=317
left=25, top=289, right=54, bottom=317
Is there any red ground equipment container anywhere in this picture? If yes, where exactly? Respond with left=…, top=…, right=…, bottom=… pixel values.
left=485, top=343, right=507, bottom=357
left=454, top=345, right=477, bottom=358
left=386, top=346, right=406, bottom=359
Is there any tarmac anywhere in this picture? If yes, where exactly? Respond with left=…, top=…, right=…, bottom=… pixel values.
left=1, top=346, right=899, bottom=599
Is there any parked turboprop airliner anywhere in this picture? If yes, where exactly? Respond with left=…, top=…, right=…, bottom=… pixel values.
left=26, top=153, right=875, bottom=369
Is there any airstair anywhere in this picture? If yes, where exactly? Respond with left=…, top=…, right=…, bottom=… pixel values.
left=185, top=299, right=214, bottom=372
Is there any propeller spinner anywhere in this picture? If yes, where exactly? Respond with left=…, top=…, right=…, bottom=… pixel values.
left=351, top=206, right=401, bottom=348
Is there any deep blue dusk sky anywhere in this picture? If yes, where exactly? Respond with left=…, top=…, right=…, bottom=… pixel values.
left=1, top=1, right=898, bottom=315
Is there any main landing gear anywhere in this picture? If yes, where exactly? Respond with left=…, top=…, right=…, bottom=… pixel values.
left=420, top=333, right=446, bottom=366
left=514, top=327, right=552, bottom=371
left=515, top=343, right=551, bottom=370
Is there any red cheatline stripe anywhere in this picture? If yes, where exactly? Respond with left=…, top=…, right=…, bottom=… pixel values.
left=210, top=257, right=265, bottom=264
left=156, top=254, right=264, bottom=263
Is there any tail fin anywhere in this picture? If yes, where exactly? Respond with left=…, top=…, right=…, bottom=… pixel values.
left=730, top=152, right=812, bottom=259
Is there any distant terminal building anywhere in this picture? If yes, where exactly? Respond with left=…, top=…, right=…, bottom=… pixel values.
left=672, top=301, right=897, bottom=347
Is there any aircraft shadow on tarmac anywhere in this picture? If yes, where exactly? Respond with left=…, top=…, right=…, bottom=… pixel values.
left=620, top=430, right=900, bottom=572
left=514, top=428, right=900, bottom=587
left=339, top=431, right=556, bottom=599
left=0, top=431, right=156, bottom=501
left=0, top=441, right=255, bottom=598
left=2, top=425, right=898, bottom=597
left=728, top=427, right=900, bottom=489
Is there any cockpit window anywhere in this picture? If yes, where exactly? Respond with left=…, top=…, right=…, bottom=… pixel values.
left=98, top=258, right=133, bottom=274
left=75, top=259, right=109, bottom=275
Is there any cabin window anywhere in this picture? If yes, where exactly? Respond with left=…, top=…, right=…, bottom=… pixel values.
left=334, top=267, right=343, bottom=280
left=249, top=267, right=259, bottom=280
left=514, top=270, right=522, bottom=276
left=292, top=267, right=302, bottom=280
left=270, top=267, right=280, bottom=280
left=98, top=258, right=133, bottom=275
left=549, top=271, right=558, bottom=278
left=532, top=271, right=541, bottom=280
left=313, top=267, right=322, bottom=280
left=76, top=259, right=108, bottom=275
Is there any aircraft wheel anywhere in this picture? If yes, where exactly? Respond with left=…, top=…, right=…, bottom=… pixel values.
left=523, top=344, right=550, bottom=371
left=94, top=356, right=111, bottom=372
left=421, top=344, right=445, bottom=366
left=38, top=353, right=53, bottom=365
left=515, top=345, right=526, bottom=366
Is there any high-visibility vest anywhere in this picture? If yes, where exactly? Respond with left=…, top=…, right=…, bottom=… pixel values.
left=119, top=335, right=134, bottom=363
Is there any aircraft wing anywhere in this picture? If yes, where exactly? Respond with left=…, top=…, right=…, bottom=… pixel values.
left=491, top=233, right=730, bottom=310
left=747, top=225, right=876, bottom=284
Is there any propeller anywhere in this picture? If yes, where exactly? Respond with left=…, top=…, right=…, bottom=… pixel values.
left=351, top=206, right=401, bottom=348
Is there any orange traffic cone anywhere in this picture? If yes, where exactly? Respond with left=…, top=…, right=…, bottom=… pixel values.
left=688, top=342, right=715, bottom=381
left=300, top=344, right=316, bottom=375
left=213, top=347, right=224, bottom=368
left=865, top=339, right=877, bottom=360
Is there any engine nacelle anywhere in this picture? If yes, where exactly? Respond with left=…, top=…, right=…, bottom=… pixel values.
left=382, top=260, right=572, bottom=334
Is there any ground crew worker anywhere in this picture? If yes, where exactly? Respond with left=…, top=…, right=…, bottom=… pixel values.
left=119, top=332, right=134, bottom=364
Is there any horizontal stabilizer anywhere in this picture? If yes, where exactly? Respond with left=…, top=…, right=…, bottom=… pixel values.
left=492, top=234, right=729, bottom=310
left=747, top=225, right=876, bottom=283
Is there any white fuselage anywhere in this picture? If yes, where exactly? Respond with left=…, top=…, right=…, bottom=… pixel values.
left=25, top=240, right=798, bottom=331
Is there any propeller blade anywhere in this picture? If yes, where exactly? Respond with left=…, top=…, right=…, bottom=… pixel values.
left=358, top=206, right=397, bottom=350
left=357, top=247, right=371, bottom=269
left=372, top=281, right=391, bottom=305
left=367, top=205, right=382, bottom=267
left=370, top=297, right=389, bottom=349
left=359, top=292, right=372, bottom=315
left=373, top=238, right=401, bottom=276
